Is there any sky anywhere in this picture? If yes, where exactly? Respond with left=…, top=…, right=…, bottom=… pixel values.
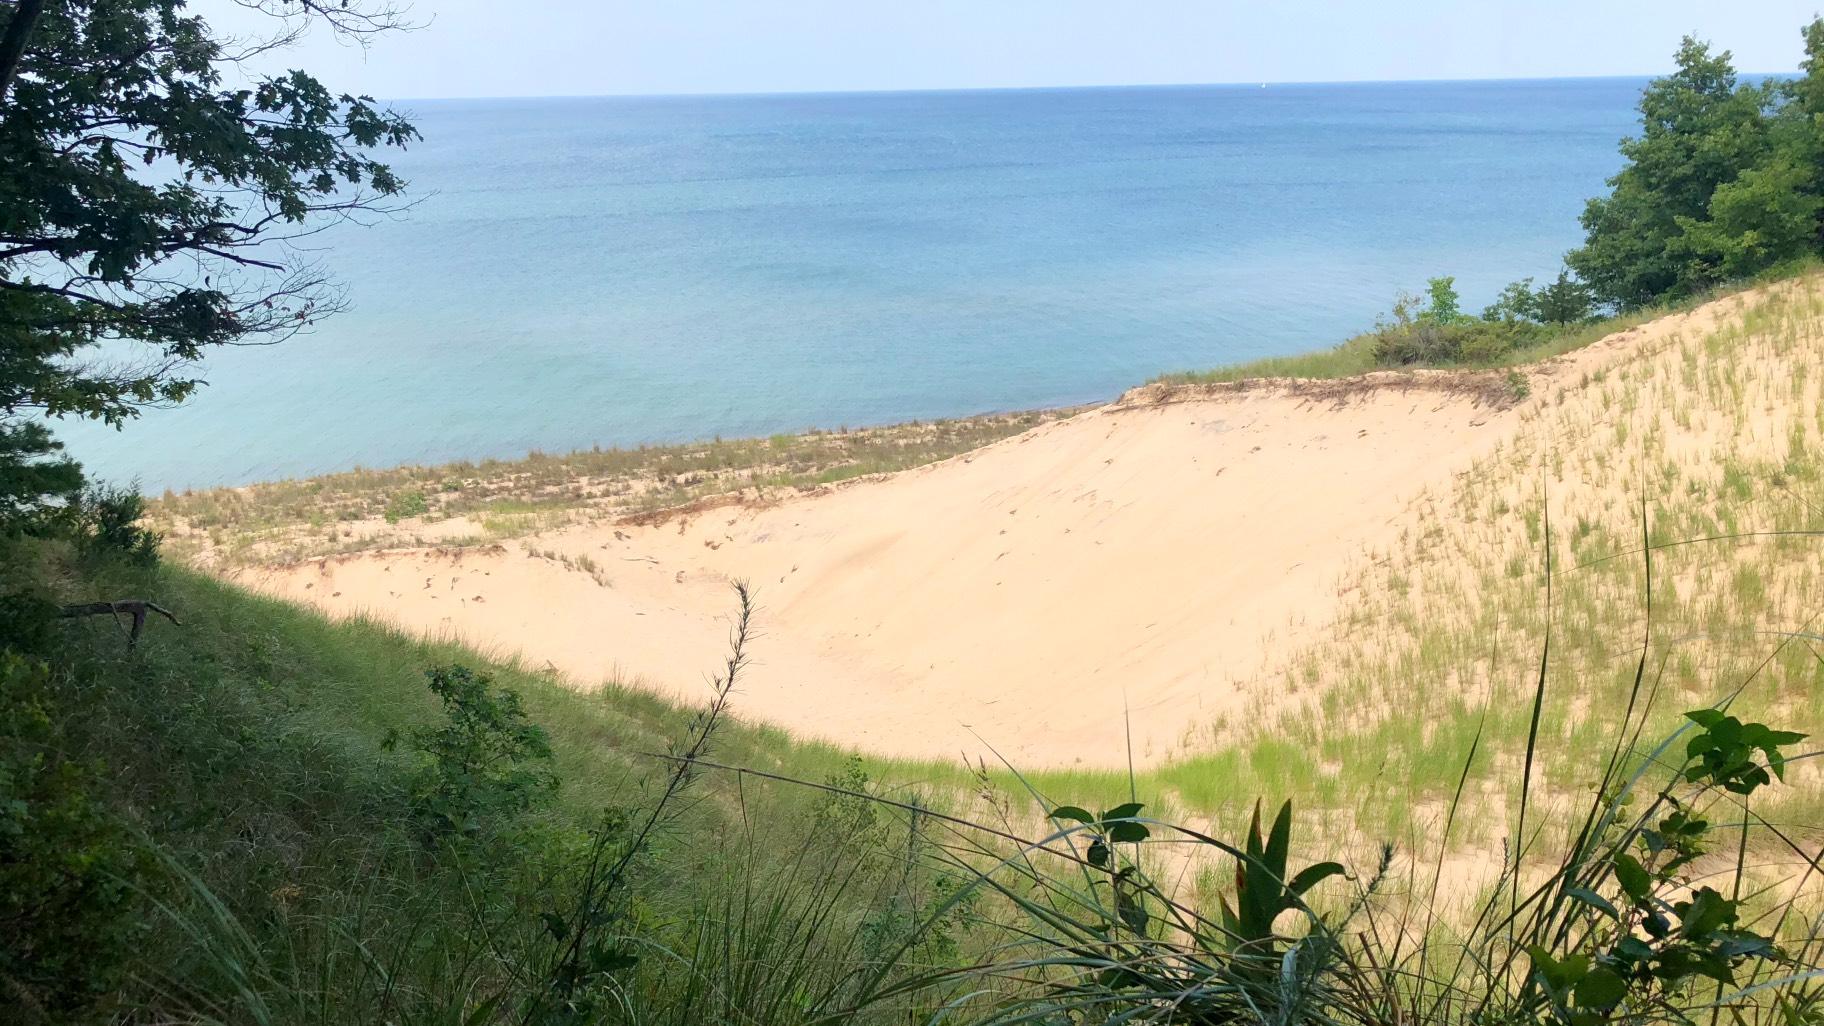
left=205, top=1, right=1824, bottom=99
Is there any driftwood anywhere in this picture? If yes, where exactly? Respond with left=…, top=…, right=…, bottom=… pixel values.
left=58, top=600, right=182, bottom=650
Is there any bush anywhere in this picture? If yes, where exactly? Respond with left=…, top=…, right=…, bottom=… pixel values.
left=383, top=490, right=429, bottom=523
left=72, top=486, right=160, bottom=566
left=386, top=664, right=557, bottom=837
left=0, top=652, right=145, bottom=1019
left=1372, top=291, right=1550, bottom=366
left=0, top=539, right=57, bottom=656
left=1371, top=321, right=1463, bottom=365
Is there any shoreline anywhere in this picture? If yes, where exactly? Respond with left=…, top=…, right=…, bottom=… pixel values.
left=152, top=257, right=1791, bottom=524
left=154, top=274, right=1818, bottom=767
left=146, top=364, right=1529, bottom=571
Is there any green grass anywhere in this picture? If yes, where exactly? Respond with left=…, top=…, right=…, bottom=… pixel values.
left=9, top=545, right=995, bottom=1022
left=1149, top=257, right=1822, bottom=387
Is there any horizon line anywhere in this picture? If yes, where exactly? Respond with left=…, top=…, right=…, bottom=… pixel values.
left=382, top=69, right=1787, bottom=105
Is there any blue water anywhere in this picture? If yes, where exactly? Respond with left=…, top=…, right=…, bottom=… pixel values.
left=60, top=79, right=1645, bottom=492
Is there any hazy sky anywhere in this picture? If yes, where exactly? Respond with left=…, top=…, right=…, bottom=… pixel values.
left=205, top=1, right=1824, bottom=99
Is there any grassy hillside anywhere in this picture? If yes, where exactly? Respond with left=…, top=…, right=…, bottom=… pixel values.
left=5, top=544, right=990, bottom=1022
left=1164, top=275, right=1824, bottom=834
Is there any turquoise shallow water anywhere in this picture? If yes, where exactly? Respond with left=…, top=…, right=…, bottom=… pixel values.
left=59, top=79, right=1645, bottom=491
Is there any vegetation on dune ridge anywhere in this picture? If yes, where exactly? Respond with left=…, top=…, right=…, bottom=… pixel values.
left=1165, top=277, right=1824, bottom=834
left=145, top=409, right=1072, bottom=567
left=1150, top=258, right=1822, bottom=389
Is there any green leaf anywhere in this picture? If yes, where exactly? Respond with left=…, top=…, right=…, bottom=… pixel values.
left=1691, top=953, right=1737, bottom=986
left=1528, top=945, right=1590, bottom=990
left=1245, top=799, right=1265, bottom=861
left=1679, top=887, right=1734, bottom=938
left=1288, top=861, right=1346, bottom=897
left=1574, top=966, right=1628, bottom=1009
left=1264, top=800, right=1293, bottom=878
left=1566, top=886, right=1620, bottom=920
left=1612, top=853, right=1652, bottom=902
left=1107, top=820, right=1150, bottom=844
left=1685, top=708, right=1726, bottom=729
left=1101, top=802, right=1144, bottom=822
left=1613, top=937, right=1654, bottom=964
left=1050, top=805, right=1096, bottom=825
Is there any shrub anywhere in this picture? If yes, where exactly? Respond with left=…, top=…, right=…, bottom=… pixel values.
left=72, top=486, right=160, bottom=566
left=1506, top=369, right=1533, bottom=401
left=1371, top=320, right=1463, bottom=365
left=385, top=664, right=557, bottom=837
left=383, top=490, right=429, bottom=523
left=0, top=653, right=145, bottom=1019
left=1372, top=304, right=1547, bottom=366
left=0, top=539, right=57, bottom=656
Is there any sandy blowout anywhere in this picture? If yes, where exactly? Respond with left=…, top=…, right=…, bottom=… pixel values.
left=231, top=285, right=1787, bottom=766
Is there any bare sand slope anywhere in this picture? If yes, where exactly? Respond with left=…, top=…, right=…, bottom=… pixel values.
left=235, top=287, right=1776, bottom=767
left=237, top=385, right=1525, bottom=765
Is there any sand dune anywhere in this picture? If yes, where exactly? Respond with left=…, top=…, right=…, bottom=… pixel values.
left=236, top=289, right=1769, bottom=766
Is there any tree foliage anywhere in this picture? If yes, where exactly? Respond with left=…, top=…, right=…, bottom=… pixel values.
left=385, top=664, right=558, bottom=838
left=1570, top=23, right=1824, bottom=309
left=0, top=0, right=417, bottom=520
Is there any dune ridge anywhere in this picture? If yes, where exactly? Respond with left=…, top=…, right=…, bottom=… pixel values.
left=232, top=281, right=1798, bottom=767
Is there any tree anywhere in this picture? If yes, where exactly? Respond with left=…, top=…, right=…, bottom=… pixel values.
left=1570, top=22, right=1824, bottom=310
left=1675, top=159, right=1823, bottom=281
left=1779, top=17, right=1824, bottom=251
left=1568, top=37, right=1775, bottom=308
left=0, top=0, right=418, bottom=521
left=1481, top=278, right=1538, bottom=323
left=1531, top=269, right=1593, bottom=326
left=1419, top=275, right=1463, bottom=323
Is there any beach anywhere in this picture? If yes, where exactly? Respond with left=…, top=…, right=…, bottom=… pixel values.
left=194, top=279, right=1812, bottom=767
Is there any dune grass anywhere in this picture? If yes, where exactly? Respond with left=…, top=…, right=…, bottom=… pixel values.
left=147, top=410, right=1074, bottom=568
left=1151, top=276, right=1824, bottom=844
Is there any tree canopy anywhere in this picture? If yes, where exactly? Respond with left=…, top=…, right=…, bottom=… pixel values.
left=1569, top=23, right=1824, bottom=310
left=0, top=0, right=416, bottom=519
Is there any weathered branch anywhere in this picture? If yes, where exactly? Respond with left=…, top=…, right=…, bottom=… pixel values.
left=59, top=600, right=183, bottom=650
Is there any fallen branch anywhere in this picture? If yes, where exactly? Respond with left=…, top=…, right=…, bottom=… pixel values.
left=59, top=600, right=182, bottom=650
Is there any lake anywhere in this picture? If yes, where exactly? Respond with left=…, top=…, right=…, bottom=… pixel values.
left=60, top=78, right=1645, bottom=491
